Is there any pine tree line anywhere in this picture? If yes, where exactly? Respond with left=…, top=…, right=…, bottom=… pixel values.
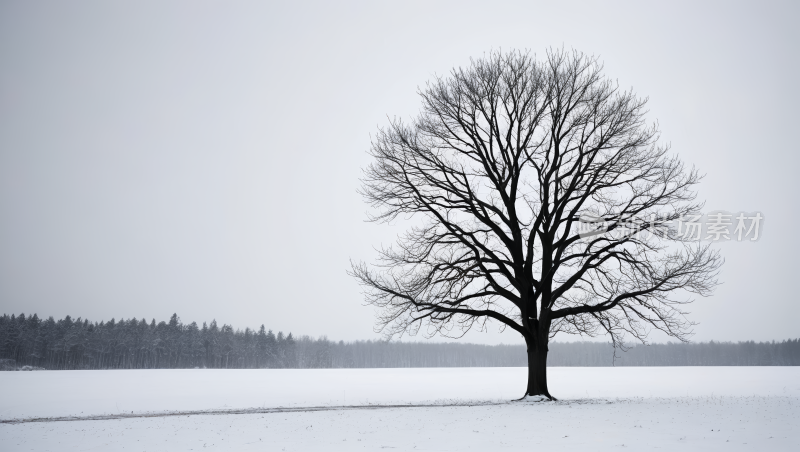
left=0, top=313, right=297, bottom=370
left=2, top=313, right=799, bottom=369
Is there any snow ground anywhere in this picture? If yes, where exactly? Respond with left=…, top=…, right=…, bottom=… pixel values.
left=2, top=367, right=799, bottom=451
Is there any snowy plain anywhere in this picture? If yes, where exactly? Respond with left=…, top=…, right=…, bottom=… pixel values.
left=2, top=367, right=799, bottom=451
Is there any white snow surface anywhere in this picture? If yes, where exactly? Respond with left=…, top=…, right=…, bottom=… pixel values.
left=3, top=367, right=799, bottom=419
left=2, top=367, right=799, bottom=451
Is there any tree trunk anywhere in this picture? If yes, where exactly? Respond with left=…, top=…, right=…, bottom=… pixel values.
left=525, top=336, right=556, bottom=400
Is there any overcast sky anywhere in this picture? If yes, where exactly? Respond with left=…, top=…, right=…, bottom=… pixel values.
left=1, top=0, right=797, bottom=345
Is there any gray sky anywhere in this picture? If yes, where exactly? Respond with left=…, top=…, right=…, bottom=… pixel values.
left=1, top=0, right=798, bottom=344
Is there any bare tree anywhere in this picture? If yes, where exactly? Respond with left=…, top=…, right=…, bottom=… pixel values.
left=350, top=49, right=722, bottom=400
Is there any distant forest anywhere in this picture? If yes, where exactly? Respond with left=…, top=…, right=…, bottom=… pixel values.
left=1, top=313, right=798, bottom=370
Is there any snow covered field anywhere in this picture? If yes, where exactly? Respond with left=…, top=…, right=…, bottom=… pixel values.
left=2, top=367, right=799, bottom=451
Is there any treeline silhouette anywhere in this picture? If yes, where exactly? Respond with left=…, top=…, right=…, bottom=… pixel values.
left=1, top=313, right=798, bottom=370
left=295, top=337, right=800, bottom=367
